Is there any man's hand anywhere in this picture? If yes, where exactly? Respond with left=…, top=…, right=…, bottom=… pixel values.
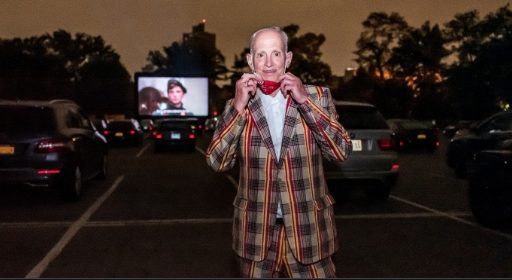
left=279, top=72, right=308, bottom=104
left=234, top=73, right=261, bottom=113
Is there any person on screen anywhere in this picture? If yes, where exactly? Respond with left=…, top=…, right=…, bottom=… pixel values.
left=138, top=86, right=164, bottom=115
left=206, top=26, right=352, bottom=278
left=158, top=79, right=194, bottom=116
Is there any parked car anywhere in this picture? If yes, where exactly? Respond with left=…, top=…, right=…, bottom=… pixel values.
left=387, top=118, right=439, bottom=152
left=0, top=99, right=108, bottom=201
left=442, top=120, right=475, bottom=139
left=139, top=118, right=154, bottom=132
left=446, top=111, right=512, bottom=178
left=152, top=118, right=196, bottom=152
left=103, top=119, right=144, bottom=146
left=204, top=116, right=219, bottom=133
left=467, top=140, right=512, bottom=227
left=323, top=101, right=399, bottom=200
left=92, top=118, right=108, bottom=132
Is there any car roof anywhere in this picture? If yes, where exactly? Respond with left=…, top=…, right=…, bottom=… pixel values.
left=0, top=99, right=78, bottom=108
left=332, top=100, right=376, bottom=108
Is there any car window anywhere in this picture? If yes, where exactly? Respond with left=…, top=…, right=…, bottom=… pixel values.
left=480, top=115, right=512, bottom=132
left=0, top=106, right=55, bottom=132
left=336, top=105, right=389, bottom=130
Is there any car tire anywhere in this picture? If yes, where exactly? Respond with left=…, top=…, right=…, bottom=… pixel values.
left=60, top=165, right=82, bottom=202
left=469, top=181, right=511, bottom=228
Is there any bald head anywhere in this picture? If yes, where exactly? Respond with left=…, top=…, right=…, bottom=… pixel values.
left=249, top=26, right=288, bottom=54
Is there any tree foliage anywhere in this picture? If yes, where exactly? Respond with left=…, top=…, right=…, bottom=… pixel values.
left=0, top=30, right=131, bottom=115
left=354, top=12, right=410, bottom=80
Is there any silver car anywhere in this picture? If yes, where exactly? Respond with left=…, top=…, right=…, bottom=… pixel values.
left=323, top=101, right=399, bottom=200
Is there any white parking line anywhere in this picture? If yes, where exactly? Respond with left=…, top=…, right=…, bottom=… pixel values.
left=390, top=194, right=512, bottom=241
left=25, top=175, right=125, bottom=278
left=136, top=143, right=151, bottom=158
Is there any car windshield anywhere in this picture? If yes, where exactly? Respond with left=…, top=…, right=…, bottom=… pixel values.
left=395, top=120, right=431, bottom=130
left=336, top=105, right=389, bottom=129
left=159, top=122, right=189, bottom=131
left=108, top=122, right=134, bottom=130
left=0, top=106, right=55, bottom=133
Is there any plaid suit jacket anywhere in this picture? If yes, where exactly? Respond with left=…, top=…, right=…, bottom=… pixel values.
left=206, top=85, right=352, bottom=264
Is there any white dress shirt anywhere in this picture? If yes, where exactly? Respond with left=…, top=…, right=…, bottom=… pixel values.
left=258, top=90, right=286, bottom=218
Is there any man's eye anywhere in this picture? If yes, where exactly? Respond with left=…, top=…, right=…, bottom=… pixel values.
left=273, top=52, right=281, bottom=57
left=257, top=53, right=264, bottom=58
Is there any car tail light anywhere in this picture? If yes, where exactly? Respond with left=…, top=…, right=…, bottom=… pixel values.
left=129, top=130, right=136, bottom=135
left=377, top=138, right=394, bottom=151
left=34, top=139, right=71, bottom=153
left=37, top=169, right=61, bottom=175
left=103, top=130, right=110, bottom=135
left=198, top=124, right=203, bottom=129
left=391, top=164, right=400, bottom=172
left=188, top=133, right=196, bottom=139
left=155, top=133, right=163, bottom=139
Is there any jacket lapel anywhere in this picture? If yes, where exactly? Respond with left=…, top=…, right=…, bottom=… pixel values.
left=277, top=96, right=298, bottom=166
left=248, top=94, right=279, bottom=162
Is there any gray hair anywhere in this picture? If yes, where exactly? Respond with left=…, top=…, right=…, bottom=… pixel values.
left=249, top=26, right=289, bottom=53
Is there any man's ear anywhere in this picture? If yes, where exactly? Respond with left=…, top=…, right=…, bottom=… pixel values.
left=246, top=53, right=254, bottom=71
left=285, top=52, right=293, bottom=69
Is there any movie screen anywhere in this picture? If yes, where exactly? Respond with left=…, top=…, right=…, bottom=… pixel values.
left=136, top=76, right=208, bottom=117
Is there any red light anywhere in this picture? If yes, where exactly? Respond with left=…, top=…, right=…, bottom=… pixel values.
left=378, top=138, right=394, bottom=151
left=103, top=130, right=110, bottom=135
left=37, top=169, right=61, bottom=175
left=129, top=130, right=136, bottom=135
left=155, top=134, right=163, bottom=139
left=198, top=125, right=203, bottom=129
left=213, top=111, right=218, bottom=116
left=188, top=133, right=196, bottom=139
left=392, top=164, right=400, bottom=171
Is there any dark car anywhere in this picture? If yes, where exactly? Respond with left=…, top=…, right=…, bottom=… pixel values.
left=103, top=119, right=144, bottom=146
left=152, top=118, right=196, bottom=152
left=0, top=99, right=108, bottom=201
left=323, top=101, right=399, bottom=200
left=467, top=140, right=512, bottom=227
left=446, top=111, right=512, bottom=177
left=387, top=118, right=439, bottom=152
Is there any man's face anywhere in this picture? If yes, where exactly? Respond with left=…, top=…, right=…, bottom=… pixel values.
left=247, top=30, right=292, bottom=82
left=168, top=86, right=184, bottom=106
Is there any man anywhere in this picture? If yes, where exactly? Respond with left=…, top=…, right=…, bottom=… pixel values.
left=157, top=79, right=192, bottom=116
left=206, top=26, right=352, bottom=278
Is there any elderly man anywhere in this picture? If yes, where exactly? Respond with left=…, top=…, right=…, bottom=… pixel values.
left=206, top=26, right=352, bottom=278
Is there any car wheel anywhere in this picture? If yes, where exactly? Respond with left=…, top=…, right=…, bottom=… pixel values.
left=469, top=182, right=511, bottom=227
left=61, top=165, right=82, bottom=202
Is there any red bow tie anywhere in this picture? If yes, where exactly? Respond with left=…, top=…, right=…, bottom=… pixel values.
left=258, top=80, right=281, bottom=95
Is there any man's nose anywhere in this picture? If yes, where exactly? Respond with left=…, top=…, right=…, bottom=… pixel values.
left=265, top=56, right=273, bottom=67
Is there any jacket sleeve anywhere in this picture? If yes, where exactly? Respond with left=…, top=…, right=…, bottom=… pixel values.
left=297, top=85, right=352, bottom=162
left=206, top=99, right=247, bottom=172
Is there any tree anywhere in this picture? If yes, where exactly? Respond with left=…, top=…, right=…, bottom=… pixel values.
left=443, top=4, right=512, bottom=119
left=144, top=22, right=228, bottom=82
left=354, top=12, right=410, bottom=80
left=0, top=30, right=131, bottom=115
left=389, top=22, right=450, bottom=120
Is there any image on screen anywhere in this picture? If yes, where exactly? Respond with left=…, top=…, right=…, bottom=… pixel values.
left=136, top=75, right=208, bottom=117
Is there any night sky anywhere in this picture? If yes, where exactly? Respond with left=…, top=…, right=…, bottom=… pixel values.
left=1, top=0, right=509, bottom=77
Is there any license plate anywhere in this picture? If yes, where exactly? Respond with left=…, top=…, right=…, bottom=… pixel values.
left=352, top=139, right=362, bottom=151
left=115, top=132, right=123, bottom=137
left=171, top=132, right=181, bottom=140
left=0, top=145, right=14, bottom=155
left=417, top=134, right=427, bottom=139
